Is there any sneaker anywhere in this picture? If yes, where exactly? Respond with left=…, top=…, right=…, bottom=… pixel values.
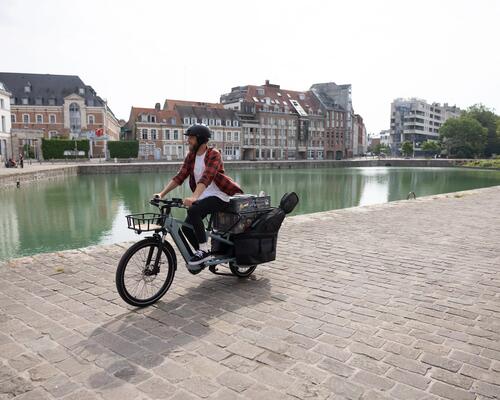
left=188, top=249, right=212, bottom=266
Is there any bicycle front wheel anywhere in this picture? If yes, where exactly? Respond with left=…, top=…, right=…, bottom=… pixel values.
left=116, top=237, right=176, bottom=307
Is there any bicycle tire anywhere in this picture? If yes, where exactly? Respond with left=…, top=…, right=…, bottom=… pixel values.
left=229, top=262, right=257, bottom=278
left=116, top=237, right=176, bottom=307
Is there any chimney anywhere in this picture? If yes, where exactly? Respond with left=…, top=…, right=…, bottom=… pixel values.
left=155, top=102, right=161, bottom=111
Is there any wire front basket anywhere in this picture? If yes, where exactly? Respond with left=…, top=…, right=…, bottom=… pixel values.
left=126, top=213, right=166, bottom=233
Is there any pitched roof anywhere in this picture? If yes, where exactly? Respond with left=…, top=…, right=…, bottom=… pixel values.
left=127, top=106, right=180, bottom=126
left=163, top=98, right=223, bottom=110
left=0, top=72, right=108, bottom=109
left=175, top=105, right=237, bottom=120
left=221, top=81, right=322, bottom=116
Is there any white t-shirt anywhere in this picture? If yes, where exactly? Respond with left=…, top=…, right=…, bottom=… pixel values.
left=194, top=152, right=230, bottom=202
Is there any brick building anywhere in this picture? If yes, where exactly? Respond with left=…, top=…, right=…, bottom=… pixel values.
left=220, top=81, right=325, bottom=160
left=126, top=100, right=242, bottom=161
left=0, top=72, right=120, bottom=158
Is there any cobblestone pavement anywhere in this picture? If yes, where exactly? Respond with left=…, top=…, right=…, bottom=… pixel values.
left=1, top=187, right=500, bottom=399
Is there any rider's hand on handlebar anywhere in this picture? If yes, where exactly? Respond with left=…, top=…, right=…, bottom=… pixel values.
left=183, top=197, right=197, bottom=207
left=153, top=193, right=162, bottom=200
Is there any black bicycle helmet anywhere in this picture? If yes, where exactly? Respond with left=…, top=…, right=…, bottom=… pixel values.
left=184, top=124, right=211, bottom=145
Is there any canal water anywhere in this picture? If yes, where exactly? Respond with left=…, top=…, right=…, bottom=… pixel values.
left=2, top=167, right=500, bottom=260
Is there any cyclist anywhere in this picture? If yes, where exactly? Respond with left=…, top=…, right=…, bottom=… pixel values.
left=154, top=124, right=243, bottom=267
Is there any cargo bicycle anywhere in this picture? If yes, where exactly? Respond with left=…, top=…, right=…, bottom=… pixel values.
left=115, top=192, right=298, bottom=307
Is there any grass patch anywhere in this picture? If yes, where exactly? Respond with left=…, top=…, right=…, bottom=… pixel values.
left=463, top=159, right=500, bottom=168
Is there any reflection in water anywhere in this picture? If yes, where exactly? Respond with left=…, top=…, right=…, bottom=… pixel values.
left=1, top=167, right=500, bottom=260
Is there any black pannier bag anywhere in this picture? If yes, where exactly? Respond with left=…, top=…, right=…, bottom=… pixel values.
left=233, top=208, right=287, bottom=265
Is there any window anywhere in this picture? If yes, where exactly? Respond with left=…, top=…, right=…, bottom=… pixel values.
left=24, top=85, right=31, bottom=93
left=88, top=115, right=95, bottom=124
left=22, top=98, right=29, bottom=105
left=48, top=98, right=56, bottom=106
left=87, top=99, right=94, bottom=106
left=79, top=88, right=85, bottom=95
left=49, top=114, right=56, bottom=124
left=23, top=114, right=30, bottom=124
left=11, top=114, right=16, bottom=123
left=209, top=119, right=214, bottom=126
left=183, top=117, right=190, bottom=125
left=139, top=143, right=155, bottom=157
left=141, top=129, right=148, bottom=140
left=35, top=97, right=43, bottom=105
left=173, top=130, right=179, bottom=140
left=1, top=116, right=5, bottom=132
left=164, top=129, right=170, bottom=140
left=151, top=129, right=157, bottom=140
left=234, top=132, right=239, bottom=142
left=10, top=97, right=15, bottom=105
left=190, top=117, right=197, bottom=124
left=69, top=103, right=81, bottom=133
left=0, top=99, right=4, bottom=109
left=216, top=119, right=221, bottom=126
left=226, top=120, right=231, bottom=127
left=202, top=118, right=208, bottom=125
left=227, top=132, right=232, bottom=141
left=48, top=131, right=58, bottom=138
left=233, top=120, right=238, bottom=127
left=36, top=114, right=43, bottom=123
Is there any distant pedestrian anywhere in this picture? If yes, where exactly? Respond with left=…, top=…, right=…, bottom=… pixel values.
left=19, top=153, right=24, bottom=168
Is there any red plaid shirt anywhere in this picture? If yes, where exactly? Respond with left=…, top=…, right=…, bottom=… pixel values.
left=172, top=148, right=243, bottom=196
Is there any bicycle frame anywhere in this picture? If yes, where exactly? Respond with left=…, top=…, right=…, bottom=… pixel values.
left=161, top=212, right=236, bottom=268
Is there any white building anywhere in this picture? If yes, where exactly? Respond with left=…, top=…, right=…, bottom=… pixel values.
left=379, top=129, right=391, bottom=146
left=390, top=98, right=461, bottom=150
left=0, top=81, right=13, bottom=164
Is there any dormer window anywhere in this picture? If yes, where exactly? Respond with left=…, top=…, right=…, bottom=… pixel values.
left=35, top=97, right=43, bottom=105
left=79, top=88, right=85, bottom=95
left=257, top=88, right=265, bottom=96
left=183, top=117, right=190, bottom=125
left=209, top=119, right=214, bottom=126
left=141, top=115, right=148, bottom=122
left=226, top=120, right=231, bottom=126
left=48, top=98, right=56, bottom=106
left=190, top=117, right=197, bottom=124
left=87, top=99, right=94, bottom=106
left=22, top=98, right=29, bottom=105
left=299, top=94, right=305, bottom=100
left=24, top=84, right=31, bottom=93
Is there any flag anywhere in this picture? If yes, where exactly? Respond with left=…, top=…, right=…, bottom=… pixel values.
left=96, top=128, right=104, bottom=137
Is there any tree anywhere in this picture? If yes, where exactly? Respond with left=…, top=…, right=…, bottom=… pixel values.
left=439, top=116, right=487, bottom=158
left=463, top=104, right=500, bottom=157
left=421, top=140, right=441, bottom=156
left=373, top=143, right=389, bottom=156
left=401, top=141, right=413, bottom=157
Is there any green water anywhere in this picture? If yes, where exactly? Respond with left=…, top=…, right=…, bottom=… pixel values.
left=2, top=167, right=500, bottom=260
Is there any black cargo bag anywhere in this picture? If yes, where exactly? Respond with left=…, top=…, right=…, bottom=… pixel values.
left=233, top=208, right=286, bottom=265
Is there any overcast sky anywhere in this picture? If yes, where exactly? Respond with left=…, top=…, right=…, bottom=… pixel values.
left=1, top=0, right=499, bottom=133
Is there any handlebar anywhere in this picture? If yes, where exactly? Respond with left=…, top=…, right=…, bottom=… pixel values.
left=149, top=197, right=187, bottom=209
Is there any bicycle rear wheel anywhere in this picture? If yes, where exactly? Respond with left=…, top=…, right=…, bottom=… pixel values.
left=116, top=237, right=176, bottom=307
